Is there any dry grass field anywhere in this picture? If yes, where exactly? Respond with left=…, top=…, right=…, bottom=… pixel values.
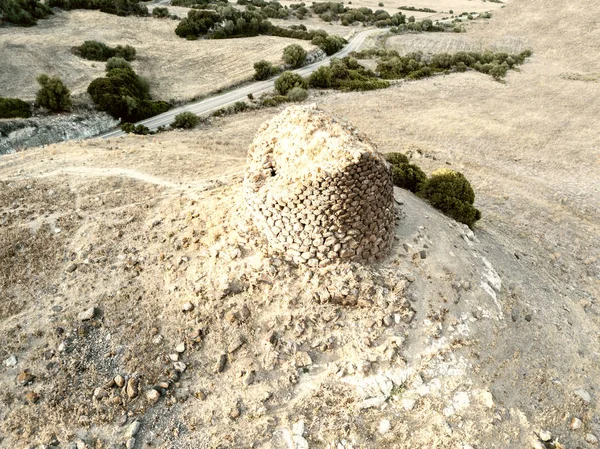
left=317, top=0, right=600, bottom=305
left=0, top=10, right=314, bottom=103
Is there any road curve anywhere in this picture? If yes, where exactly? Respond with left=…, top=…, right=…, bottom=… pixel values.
left=98, top=28, right=382, bottom=138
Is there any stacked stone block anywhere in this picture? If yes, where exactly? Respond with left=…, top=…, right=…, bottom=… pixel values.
left=243, top=105, right=395, bottom=266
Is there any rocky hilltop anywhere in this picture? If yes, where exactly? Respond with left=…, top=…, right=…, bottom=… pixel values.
left=1, top=104, right=598, bottom=449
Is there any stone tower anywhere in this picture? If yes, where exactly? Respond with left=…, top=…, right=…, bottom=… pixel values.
left=243, top=105, right=395, bottom=266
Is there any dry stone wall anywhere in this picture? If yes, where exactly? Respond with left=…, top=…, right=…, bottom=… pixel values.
left=243, top=104, right=395, bottom=266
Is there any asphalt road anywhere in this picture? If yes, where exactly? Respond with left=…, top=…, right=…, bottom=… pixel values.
left=98, top=28, right=381, bottom=138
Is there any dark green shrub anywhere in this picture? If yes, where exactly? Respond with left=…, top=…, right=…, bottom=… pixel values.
left=384, top=152, right=409, bottom=166
left=73, top=40, right=114, bottom=61
left=312, top=34, right=345, bottom=55
left=152, top=6, right=169, bottom=17
left=106, top=57, right=132, bottom=72
left=384, top=152, right=426, bottom=193
left=121, top=122, right=150, bottom=134
left=419, top=168, right=481, bottom=227
left=0, top=0, right=53, bottom=26
left=73, top=41, right=136, bottom=62
left=308, top=66, right=333, bottom=88
left=35, top=74, right=72, bottom=112
left=253, top=60, right=279, bottom=80
left=391, top=163, right=427, bottom=192
left=172, top=111, right=200, bottom=129
left=88, top=66, right=170, bottom=122
left=283, top=44, right=307, bottom=68
left=274, top=71, right=307, bottom=95
left=287, top=87, right=308, bottom=101
left=0, top=98, right=32, bottom=118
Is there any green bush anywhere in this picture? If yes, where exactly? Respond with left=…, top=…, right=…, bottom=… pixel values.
left=106, top=57, right=132, bottom=72
left=121, top=123, right=150, bottom=134
left=385, top=152, right=426, bottom=193
left=391, top=163, right=427, bottom=193
left=308, top=66, right=333, bottom=88
left=253, top=60, right=280, bottom=80
left=0, top=0, right=53, bottom=26
left=35, top=74, right=72, bottom=112
left=172, top=111, right=200, bottom=129
left=73, top=41, right=136, bottom=62
left=274, top=71, right=307, bottom=95
left=312, top=34, right=345, bottom=55
left=152, top=6, right=169, bottom=17
left=0, top=98, right=32, bottom=118
left=283, top=44, right=307, bottom=68
left=419, top=168, right=481, bottom=227
left=384, top=152, right=409, bottom=166
left=287, top=87, right=308, bottom=101
left=87, top=66, right=170, bottom=122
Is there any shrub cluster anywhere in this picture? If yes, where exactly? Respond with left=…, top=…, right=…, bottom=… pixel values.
left=385, top=152, right=481, bottom=227
left=172, top=0, right=226, bottom=7
left=35, top=74, right=72, bottom=112
left=175, top=5, right=342, bottom=44
left=391, top=17, right=454, bottom=33
left=152, top=6, right=169, bottom=17
left=0, top=98, right=32, bottom=118
left=308, top=57, right=389, bottom=91
left=283, top=44, right=307, bottom=68
left=72, top=41, right=136, bottom=62
left=87, top=65, right=170, bottom=122
left=398, top=5, right=436, bottom=12
left=212, top=100, right=257, bottom=117
left=375, top=49, right=532, bottom=81
left=120, top=123, right=150, bottom=135
left=311, top=2, right=406, bottom=27
left=47, top=0, right=148, bottom=16
left=0, top=0, right=52, bottom=26
left=253, top=60, right=280, bottom=80
left=175, top=7, right=269, bottom=39
left=275, top=71, right=307, bottom=95
left=171, top=111, right=200, bottom=129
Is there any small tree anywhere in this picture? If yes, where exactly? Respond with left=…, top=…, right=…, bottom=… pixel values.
left=35, top=74, right=72, bottom=112
left=172, top=111, right=200, bottom=129
left=283, top=44, right=307, bottom=68
left=275, top=71, right=307, bottom=95
left=253, top=60, right=279, bottom=80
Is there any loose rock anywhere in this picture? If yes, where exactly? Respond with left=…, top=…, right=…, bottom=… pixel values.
left=146, top=389, right=161, bottom=404
left=570, top=417, right=583, bottom=430
left=78, top=307, right=96, bottom=321
left=126, top=377, right=139, bottom=399
left=17, top=370, right=35, bottom=386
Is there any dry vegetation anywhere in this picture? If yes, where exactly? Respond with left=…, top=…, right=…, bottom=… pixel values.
left=0, top=10, right=314, bottom=103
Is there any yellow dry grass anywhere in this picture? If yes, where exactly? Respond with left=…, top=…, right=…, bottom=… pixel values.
left=0, top=10, right=314, bottom=103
